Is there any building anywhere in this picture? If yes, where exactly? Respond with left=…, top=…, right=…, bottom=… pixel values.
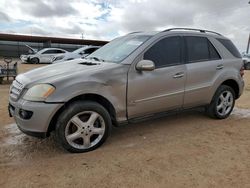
left=0, top=33, right=108, bottom=57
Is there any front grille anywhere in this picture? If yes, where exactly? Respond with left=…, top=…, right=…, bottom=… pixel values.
left=10, top=80, right=24, bottom=100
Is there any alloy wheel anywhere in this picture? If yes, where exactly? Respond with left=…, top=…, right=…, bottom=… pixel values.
left=65, top=111, right=105, bottom=149
left=216, top=91, right=233, bottom=116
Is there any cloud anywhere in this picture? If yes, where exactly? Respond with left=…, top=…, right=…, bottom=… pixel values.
left=109, top=1, right=196, bottom=31
left=18, top=0, right=79, bottom=18
left=108, top=0, right=250, bottom=51
left=0, top=11, right=11, bottom=22
left=0, top=0, right=249, bottom=51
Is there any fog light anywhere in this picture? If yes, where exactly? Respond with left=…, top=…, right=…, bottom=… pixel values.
left=19, top=109, right=33, bottom=120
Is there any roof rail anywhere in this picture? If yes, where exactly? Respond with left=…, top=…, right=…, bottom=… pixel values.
left=162, top=28, right=222, bottom=36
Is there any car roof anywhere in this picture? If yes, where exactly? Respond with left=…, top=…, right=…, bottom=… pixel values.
left=42, top=48, right=67, bottom=51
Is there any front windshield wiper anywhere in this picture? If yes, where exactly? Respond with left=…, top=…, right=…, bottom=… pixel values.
left=86, top=56, right=105, bottom=62
left=79, top=61, right=100, bottom=65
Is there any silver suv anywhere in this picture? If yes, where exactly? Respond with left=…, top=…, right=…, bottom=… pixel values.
left=9, top=28, right=245, bottom=153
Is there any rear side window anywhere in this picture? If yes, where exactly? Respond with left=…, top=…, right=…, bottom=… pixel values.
left=56, top=50, right=65, bottom=53
left=144, top=36, right=182, bottom=68
left=186, top=36, right=209, bottom=62
left=208, top=41, right=221, bottom=60
left=217, top=38, right=241, bottom=58
left=185, top=36, right=221, bottom=62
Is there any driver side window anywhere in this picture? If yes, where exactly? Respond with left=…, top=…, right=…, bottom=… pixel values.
left=144, top=36, right=182, bottom=68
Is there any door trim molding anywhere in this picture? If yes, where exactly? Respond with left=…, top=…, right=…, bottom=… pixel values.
left=131, top=90, right=184, bottom=104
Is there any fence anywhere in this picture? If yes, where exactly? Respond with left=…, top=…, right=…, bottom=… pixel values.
left=0, top=40, right=84, bottom=57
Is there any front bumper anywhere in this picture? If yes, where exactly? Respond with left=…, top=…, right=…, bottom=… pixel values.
left=9, top=98, right=64, bottom=138
left=20, top=56, right=28, bottom=63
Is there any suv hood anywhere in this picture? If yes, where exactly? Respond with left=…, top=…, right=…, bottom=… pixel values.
left=16, top=58, right=118, bottom=86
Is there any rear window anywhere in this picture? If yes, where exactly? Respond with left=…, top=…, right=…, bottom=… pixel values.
left=217, top=38, right=241, bottom=58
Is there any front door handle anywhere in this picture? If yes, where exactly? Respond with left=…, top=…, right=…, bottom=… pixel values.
left=216, top=64, right=224, bottom=70
left=173, top=72, right=184, bottom=78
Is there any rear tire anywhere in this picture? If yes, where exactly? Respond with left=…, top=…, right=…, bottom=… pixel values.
left=55, top=101, right=112, bottom=153
left=206, top=85, right=235, bottom=119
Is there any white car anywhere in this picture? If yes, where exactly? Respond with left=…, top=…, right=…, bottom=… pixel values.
left=52, top=46, right=100, bottom=63
left=20, top=48, right=68, bottom=64
left=242, top=52, right=250, bottom=70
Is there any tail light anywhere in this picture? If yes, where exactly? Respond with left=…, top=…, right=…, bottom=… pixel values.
left=240, top=66, right=244, bottom=77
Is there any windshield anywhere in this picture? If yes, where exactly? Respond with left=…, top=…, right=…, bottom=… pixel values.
left=73, top=46, right=89, bottom=54
left=87, top=35, right=151, bottom=63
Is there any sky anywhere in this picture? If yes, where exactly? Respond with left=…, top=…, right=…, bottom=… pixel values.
left=0, top=0, right=249, bottom=52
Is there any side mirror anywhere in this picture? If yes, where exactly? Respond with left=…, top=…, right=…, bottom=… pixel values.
left=136, top=60, right=155, bottom=71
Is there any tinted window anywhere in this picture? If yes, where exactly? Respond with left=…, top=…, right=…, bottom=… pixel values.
left=42, top=50, right=65, bottom=54
left=144, top=36, right=181, bottom=68
left=84, top=48, right=97, bottom=54
left=56, top=50, right=65, bottom=53
left=208, top=41, right=221, bottom=60
left=42, top=50, right=56, bottom=54
left=217, top=38, right=241, bottom=58
left=185, top=36, right=209, bottom=62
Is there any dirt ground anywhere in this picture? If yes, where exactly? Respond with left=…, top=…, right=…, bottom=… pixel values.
left=0, top=59, right=250, bottom=188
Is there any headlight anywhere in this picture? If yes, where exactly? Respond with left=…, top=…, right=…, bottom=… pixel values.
left=23, top=84, right=55, bottom=102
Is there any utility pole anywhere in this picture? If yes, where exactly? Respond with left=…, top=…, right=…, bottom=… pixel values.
left=247, top=1, right=250, bottom=53
left=247, top=33, right=250, bottom=54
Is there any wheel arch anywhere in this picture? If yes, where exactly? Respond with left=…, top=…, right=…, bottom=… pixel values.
left=220, top=79, right=240, bottom=99
left=47, top=93, right=117, bottom=135
left=30, top=57, right=40, bottom=64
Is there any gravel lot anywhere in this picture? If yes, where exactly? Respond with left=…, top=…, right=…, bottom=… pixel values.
left=0, top=60, right=250, bottom=188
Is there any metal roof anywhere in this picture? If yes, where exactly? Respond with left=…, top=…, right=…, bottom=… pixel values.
left=0, top=33, right=109, bottom=46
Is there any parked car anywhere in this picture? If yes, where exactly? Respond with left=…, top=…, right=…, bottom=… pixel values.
left=9, top=28, right=244, bottom=153
left=242, top=52, right=250, bottom=70
left=20, top=48, right=67, bottom=64
left=24, top=44, right=38, bottom=54
left=52, top=46, right=100, bottom=63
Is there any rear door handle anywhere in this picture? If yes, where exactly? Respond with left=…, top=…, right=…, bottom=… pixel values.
left=216, top=64, right=224, bottom=70
left=173, top=72, right=184, bottom=78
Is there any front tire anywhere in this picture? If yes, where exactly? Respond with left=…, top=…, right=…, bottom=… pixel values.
left=55, top=101, right=112, bottom=153
left=30, top=57, right=39, bottom=64
left=206, top=85, right=235, bottom=119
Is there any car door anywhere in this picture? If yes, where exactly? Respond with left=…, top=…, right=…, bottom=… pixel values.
left=127, top=36, right=186, bottom=118
left=50, top=50, right=66, bottom=62
left=40, top=49, right=56, bottom=63
left=183, top=35, right=222, bottom=108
